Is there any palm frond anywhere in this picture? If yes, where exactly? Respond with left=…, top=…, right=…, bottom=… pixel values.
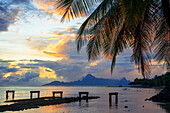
left=121, top=0, right=146, bottom=30
left=86, top=34, right=102, bottom=60
left=85, top=5, right=129, bottom=73
left=76, top=0, right=114, bottom=51
left=110, top=24, right=130, bottom=73
left=153, top=18, right=170, bottom=67
left=131, top=21, right=152, bottom=78
left=56, top=0, right=102, bottom=22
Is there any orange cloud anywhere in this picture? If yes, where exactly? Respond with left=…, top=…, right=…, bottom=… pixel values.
left=43, top=51, right=68, bottom=58
left=89, top=59, right=103, bottom=66
left=9, top=60, right=38, bottom=67
left=48, top=18, right=58, bottom=23
left=39, top=66, right=57, bottom=79
left=34, top=1, right=58, bottom=15
left=3, top=72, right=12, bottom=78
left=66, top=27, right=75, bottom=32
left=45, top=37, right=72, bottom=53
left=44, top=36, right=62, bottom=40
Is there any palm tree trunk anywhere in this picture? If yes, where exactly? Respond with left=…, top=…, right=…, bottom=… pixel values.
left=162, top=0, right=170, bottom=92
left=162, top=0, right=170, bottom=28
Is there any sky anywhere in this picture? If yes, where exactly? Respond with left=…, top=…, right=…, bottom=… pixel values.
left=0, top=0, right=167, bottom=86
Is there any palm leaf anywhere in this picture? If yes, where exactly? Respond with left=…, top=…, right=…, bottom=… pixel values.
left=56, top=0, right=102, bottom=22
left=131, top=20, right=152, bottom=78
left=76, top=0, right=114, bottom=51
left=153, top=18, right=170, bottom=67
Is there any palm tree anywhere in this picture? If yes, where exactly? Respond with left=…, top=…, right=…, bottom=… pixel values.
left=55, top=0, right=169, bottom=101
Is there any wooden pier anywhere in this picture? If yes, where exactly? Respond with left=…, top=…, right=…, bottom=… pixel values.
left=30, top=91, right=40, bottom=99
left=1, top=90, right=99, bottom=112
left=109, top=92, right=118, bottom=106
left=79, top=92, right=89, bottom=102
left=53, top=91, right=63, bottom=98
left=6, top=90, right=15, bottom=100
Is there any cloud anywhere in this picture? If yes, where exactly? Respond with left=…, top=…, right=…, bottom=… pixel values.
left=34, top=0, right=57, bottom=15
left=44, top=36, right=74, bottom=54
left=0, top=0, right=37, bottom=32
left=39, top=66, right=57, bottom=79
left=0, top=56, right=168, bottom=86
left=43, top=51, right=68, bottom=59
left=89, top=59, right=103, bottom=66
left=26, top=36, right=40, bottom=41
left=0, top=7, right=20, bottom=32
left=44, top=36, right=62, bottom=40
left=65, top=27, right=77, bottom=32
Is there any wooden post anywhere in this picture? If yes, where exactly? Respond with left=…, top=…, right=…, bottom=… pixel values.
left=115, top=94, right=118, bottom=104
left=86, top=93, right=88, bottom=102
left=52, top=91, right=63, bottom=99
left=109, top=94, right=112, bottom=106
left=38, top=92, right=40, bottom=98
left=109, top=92, right=118, bottom=106
left=79, top=92, right=89, bottom=102
left=30, top=91, right=40, bottom=99
left=30, top=93, right=32, bottom=99
left=12, top=92, right=15, bottom=99
left=6, top=91, right=8, bottom=100
left=79, top=93, right=81, bottom=102
left=61, top=92, right=63, bottom=98
left=6, top=90, right=15, bottom=100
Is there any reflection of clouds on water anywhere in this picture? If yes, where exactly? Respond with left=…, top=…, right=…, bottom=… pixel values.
left=0, top=86, right=168, bottom=113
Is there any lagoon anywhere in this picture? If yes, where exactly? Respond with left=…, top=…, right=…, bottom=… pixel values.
left=0, top=86, right=169, bottom=113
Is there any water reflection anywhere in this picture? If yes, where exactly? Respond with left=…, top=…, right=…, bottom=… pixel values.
left=79, top=101, right=89, bottom=107
left=0, top=86, right=169, bottom=113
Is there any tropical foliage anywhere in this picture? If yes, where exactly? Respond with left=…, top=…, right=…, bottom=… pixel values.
left=55, top=0, right=170, bottom=77
left=129, top=72, right=170, bottom=87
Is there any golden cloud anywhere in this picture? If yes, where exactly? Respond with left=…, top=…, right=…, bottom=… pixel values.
left=34, top=1, right=58, bottom=15
left=44, top=36, right=63, bottom=40
left=39, top=66, right=57, bottom=79
left=43, top=51, right=68, bottom=58
left=65, top=27, right=75, bottom=32
left=9, top=60, right=38, bottom=67
left=45, top=37, right=72, bottom=53
left=89, top=59, right=103, bottom=66
left=3, top=72, right=12, bottom=78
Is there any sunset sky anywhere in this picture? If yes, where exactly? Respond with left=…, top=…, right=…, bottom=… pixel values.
left=0, top=0, right=167, bottom=86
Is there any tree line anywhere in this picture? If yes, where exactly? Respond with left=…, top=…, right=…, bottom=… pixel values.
left=129, top=72, right=170, bottom=87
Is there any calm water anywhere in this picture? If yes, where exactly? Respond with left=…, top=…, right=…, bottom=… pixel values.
left=0, top=86, right=169, bottom=113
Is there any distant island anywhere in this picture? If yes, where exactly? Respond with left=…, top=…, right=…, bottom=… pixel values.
left=129, top=72, right=170, bottom=87
left=43, top=74, right=130, bottom=86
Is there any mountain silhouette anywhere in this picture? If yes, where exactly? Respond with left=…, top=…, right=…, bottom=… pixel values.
left=43, top=74, right=130, bottom=86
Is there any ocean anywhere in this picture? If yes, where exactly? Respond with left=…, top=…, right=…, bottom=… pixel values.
left=0, top=86, right=169, bottom=113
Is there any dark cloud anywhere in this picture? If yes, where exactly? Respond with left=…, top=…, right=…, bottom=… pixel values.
left=0, top=0, right=37, bottom=32
left=0, top=66, right=18, bottom=73
left=0, top=66, right=6, bottom=69
left=0, top=8, right=20, bottom=31
left=18, top=72, right=39, bottom=82
left=45, top=69, right=52, bottom=72
left=0, top=59, right=12, bottom=62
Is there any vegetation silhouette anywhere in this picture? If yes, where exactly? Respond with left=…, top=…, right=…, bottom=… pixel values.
left=129, top=72, right=170, bottom=87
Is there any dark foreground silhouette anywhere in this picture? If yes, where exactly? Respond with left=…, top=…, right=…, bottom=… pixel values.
left=0, top=96, right=100, bottom=112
